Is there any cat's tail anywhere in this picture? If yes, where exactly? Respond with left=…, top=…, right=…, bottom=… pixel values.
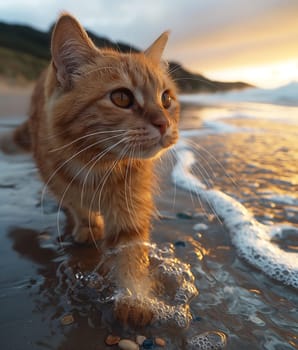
left=0, top=121, right=32, bottom=154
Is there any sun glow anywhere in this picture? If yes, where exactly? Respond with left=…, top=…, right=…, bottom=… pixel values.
left=205, top=60, right=298, bottom=88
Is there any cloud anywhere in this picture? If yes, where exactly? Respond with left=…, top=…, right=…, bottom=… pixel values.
left=0, top=0, right=297, bottom=79
left=165, top=1, right=298, bottom=72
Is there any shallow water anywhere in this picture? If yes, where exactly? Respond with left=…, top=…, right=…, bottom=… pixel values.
left=0, top=98, right=298, bottom=349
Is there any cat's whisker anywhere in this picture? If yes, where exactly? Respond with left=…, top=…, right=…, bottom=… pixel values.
left=87, top=142, right=131, bottom=249
left=172, top=146, right=223, bottom=224
left=172, top=147, right=197, bottom=207
left=41, top=133, right=125, bottom=214
left=50, top=129, right=127, bottom=152
left=124, top=145, right=136, bottom=234
left=183, top=138, right=239, bottom=191
left=178, top=144, right=215, bottom=188
left=121, top=145, right=141, bottom=235
left=55, top=137, right=130, bottom=249
left=186, top=163, right=222, bottom=222
left=79, top=135, right=130, bottom=206
left=124, top=147, right=132, bottom=230
left=168, top=148, right=178, bottom=209
left=171, top=147, right=210, bottom=219
left=127, top=146, right=140, bottom=233
left=168, top=65, right=183, bottom=76
left=189, top=162, right=213, bottom=188
left=88, top=142, right=131, bottom=244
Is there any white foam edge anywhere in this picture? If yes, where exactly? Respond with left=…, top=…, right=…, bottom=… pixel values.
left=172, top=143, right=298, bottom=289
left=263, top=194, right=298, bottom=206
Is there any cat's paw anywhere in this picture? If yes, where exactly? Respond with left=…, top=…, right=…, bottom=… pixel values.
left=114, top=295, right=154, bottom=326
left=72, top=224, right=103, bottom=244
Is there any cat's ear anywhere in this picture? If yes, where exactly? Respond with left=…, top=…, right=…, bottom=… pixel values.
left=51, top=13, right=97, bottom=89
left=144, top=31, right=169, bottom=66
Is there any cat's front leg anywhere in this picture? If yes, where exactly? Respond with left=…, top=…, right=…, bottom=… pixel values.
left=103, top=224, right=154, bottom=326
left=67, top=206, right=104, bottom=244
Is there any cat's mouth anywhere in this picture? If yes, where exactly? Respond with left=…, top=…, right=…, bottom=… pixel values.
left=128, top=137, right=160, bottom=147
left=125, top=136, right=176, bottom=160
left=124, top=128, right=178, bottom=158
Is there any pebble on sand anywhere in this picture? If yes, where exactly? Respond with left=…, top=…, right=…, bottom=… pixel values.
left=136, top=335, right=146, bottom=345
left=174, top=240, right=186, bottom=247
left=60, top=314, right=74, bottom=326
left=176, top=212, right=193, bottom=219
left=155, top=337, right=166, bottom=347
left=142, top=339, right=154, bottom=349
left=105, top=335, right=121, bottom=346
left=118, top=339, right=139, bottom=350
left=192, top=223, right=208, bottom=231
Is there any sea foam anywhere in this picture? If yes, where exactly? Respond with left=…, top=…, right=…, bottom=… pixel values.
left=172, top=143, right=298, bottom=289
left=179, top=81, right=298, bottom=107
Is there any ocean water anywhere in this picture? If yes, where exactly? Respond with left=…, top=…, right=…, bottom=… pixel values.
left=177, top=82, right=298, bottom=289
left=174, top=84, right=298, bottom=348
left=0, top=83, right=297, bottom=349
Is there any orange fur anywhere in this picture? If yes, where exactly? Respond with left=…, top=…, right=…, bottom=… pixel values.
left=14, top=13, right=180, bottom=325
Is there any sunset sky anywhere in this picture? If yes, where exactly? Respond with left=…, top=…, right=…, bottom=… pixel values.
left=0, top=0, right=298, bottom=88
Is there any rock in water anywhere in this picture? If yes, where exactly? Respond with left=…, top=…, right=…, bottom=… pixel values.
left=174, top=240, right=186, bottom=247
left=136, top=335, right=146, bottom=345
left=155, top=337, right=166, bottom=347
left=142, top=338, right=154, bottom=349
left=118, top=339, right=139, bottom=350
left=105, top=334, right=121, bottom=345
left=192, top=223, right=208, bottom=231
left=60, top=314, right=74, bottom=326
left=177, top=212, right=193, bottom=219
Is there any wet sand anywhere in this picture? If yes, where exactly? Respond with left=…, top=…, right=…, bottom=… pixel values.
left=0, top=87, right=297, bottom=350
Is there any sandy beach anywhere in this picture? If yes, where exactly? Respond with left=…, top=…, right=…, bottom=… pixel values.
left=0, top=83, right=33, bottom=118
left=0, top=84, right=297, bottom=350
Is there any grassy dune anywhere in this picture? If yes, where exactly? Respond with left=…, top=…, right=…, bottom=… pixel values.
left=0, top=47, right=47, bottom=83
left=0, top=21, right=253, bottom=92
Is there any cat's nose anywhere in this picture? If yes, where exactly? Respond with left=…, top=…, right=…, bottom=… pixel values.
left=151, top=116, right=169, bottom=135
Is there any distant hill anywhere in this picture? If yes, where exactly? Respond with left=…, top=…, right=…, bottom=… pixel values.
left=0, top=21, right=253, bottom=92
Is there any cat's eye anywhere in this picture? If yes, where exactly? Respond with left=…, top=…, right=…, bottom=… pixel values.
left=110, top=88, right=134, bottom=109
left=161, top=90, right=172, bottom=109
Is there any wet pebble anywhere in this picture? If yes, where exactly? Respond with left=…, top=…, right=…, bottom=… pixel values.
left=118, top=339, right=139, bottom=350
left=193, top=212, right=206, bottom=219
left=248, top=314, right=266, bottom=326
left=208, top=214, right=216, bottom=222
left=158, top=211, right=176, bottom=220
left=38, top=233, right=51, bottom=241
left=142, top=338, right=154, bottom=349
left=155, top=337, right=166, bottom=347
left=174, top=240, right=186, bottom=247
left=0, top=183, right=15, bottom=189
left=60, top=313, right=74, bottom=326
left=105, top=334, right=121, bottom=346
left=136, top=335, right=146, bottom=346
left=176, top=212, right=193, bottom=219
left=192, top=315, right=202, bottom=322
left=192, top=223, right=208, bottom=231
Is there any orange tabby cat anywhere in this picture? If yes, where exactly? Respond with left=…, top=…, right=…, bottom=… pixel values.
left=9, top=13, right=179, bottom=325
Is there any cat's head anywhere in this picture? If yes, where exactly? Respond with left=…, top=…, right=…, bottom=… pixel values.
left=47, top=13, right=179, bottom=160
